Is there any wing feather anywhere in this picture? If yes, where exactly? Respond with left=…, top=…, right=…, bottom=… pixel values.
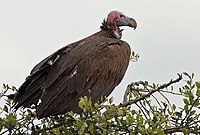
left=37, top=38, right=131, bottom=117
left=12, top=31, right=131, bottom=118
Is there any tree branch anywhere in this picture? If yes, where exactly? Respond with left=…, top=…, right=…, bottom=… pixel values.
left=164, top=126, right=200, bottom=134
left=120, top=73, right=182, bottom=108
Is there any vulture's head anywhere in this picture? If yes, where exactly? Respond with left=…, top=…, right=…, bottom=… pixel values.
left=106, top=10, right=137, bottom=30
left=102, top=10, right=137, bottom=39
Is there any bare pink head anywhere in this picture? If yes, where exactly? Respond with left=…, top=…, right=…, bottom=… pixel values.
left=106, top=10, right=137, bottom=29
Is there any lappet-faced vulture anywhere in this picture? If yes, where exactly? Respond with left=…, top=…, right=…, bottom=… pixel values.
left=9, top=10, right=137, bottom=118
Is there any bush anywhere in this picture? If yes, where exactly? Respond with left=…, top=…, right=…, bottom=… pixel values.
left=1, top=72, right=200, bottom=134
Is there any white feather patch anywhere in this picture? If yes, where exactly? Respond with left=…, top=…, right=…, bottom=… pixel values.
left=37, top=99, right=42, bottom=105
left=48, top=55, right=60, bottom=65
left=70, top=68, right=78, bottom=78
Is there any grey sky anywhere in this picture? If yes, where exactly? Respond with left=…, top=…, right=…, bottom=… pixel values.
left=0, top=0, right=200, bottom=103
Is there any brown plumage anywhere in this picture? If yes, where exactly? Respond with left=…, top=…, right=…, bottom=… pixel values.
left=10, top=10, right=137, bottom=118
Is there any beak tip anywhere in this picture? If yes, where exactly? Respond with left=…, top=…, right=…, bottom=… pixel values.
left=129, top=18, right=137, bottom=30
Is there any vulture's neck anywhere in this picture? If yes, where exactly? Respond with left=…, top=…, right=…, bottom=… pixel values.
left=100, top=20, right=122, bottom=39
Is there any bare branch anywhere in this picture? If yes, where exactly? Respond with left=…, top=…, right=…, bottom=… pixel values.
left=164, top=126, right=200, bottom=134
left=120, top=74, right=182, bottom=108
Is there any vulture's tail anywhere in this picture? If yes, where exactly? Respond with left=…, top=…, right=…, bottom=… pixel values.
left=9, top=65, right=50, bottom=110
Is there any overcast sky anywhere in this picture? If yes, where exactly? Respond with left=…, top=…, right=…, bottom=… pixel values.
left=0, top=0, right=200, bottom=103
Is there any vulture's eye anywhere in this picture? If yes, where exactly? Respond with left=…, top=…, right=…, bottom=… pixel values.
left=120, top=15, right=124, bottom=18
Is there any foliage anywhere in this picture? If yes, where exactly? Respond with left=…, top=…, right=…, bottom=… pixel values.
left=0, top=73, right=200, bottom=135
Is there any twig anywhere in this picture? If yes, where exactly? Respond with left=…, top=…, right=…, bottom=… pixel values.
left=164, top=126, right=200, bottom=134
left=152, top=94, right=163, bottom=111
left=123, top=81, right=147, bottom=103
left=180, top=96, right=200, bottom=126
left=135, top=103, right=148, bottom=120
left=158, top=91, right=172, bottom=108
left=160, top=90, right=183, bottom=96
left=0, top=129, right=9, bottom=135
left=120, top=74, right=182, bottom=108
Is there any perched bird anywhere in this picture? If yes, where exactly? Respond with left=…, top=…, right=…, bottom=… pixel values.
left=9, top=10, right=137, bottom=118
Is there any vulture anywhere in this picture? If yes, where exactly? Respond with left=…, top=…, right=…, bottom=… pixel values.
left=9, top=10, right=137, bottom=118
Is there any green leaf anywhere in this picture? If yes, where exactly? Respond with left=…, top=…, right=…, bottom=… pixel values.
left=152, top=83, right=156, bottom=88
left=196, top=89, right=200, bottom=97
left=182, top=128, right=188, bottom=135
left=2, top=83, right=5, bottom=88
left=147, top=127, right=152, bottom=134
left=172, top=104, right=176, bottom=111
left=32, top=111, right=37, bottom=117
left=78, top=123, right=86, bottom=135
left=153, top=116, right=158, bottom=123
left=117, top=108, right=124, bottom=116
left=184, top=105, right=189, bottom=114
left=78, top=98, right=84, bottom=110
left=50, top=128, right=60, bottom=135
left=194, top=100, right=200, bottom=107
left=94, top=103, right=99, bottom=109
left=75, top=119, right=82, bottom=127
left=167, top=109, right=172, bottom=115
left=132, top=51, right=135, bottom=56
left=109, top=97, right=114, bottom=104
left=192, top=73, right=195, bottom=79
left=88, top=124, right=94, bottom=134
left=195, top=82, right=200, bottom=88
left=138, top=115, right=144, bottom=125
left=3, top=105, right=8, bottom=113
left=175, top=112, right=182, bottom=117
left=6, top=113, right=17, bottom=127
left=183, top=98, right=189, bottom=105
left=137, top=126, right=145, bottom=134
left=194, top=126, right=199, bottom=134
left=190, top=110, right=196, bottom=116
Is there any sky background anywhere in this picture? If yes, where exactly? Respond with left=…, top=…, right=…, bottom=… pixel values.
left=0, top=0, right=200, bottom=105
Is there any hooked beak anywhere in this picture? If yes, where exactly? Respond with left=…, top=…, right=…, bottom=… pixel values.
left=128, top=18, right=137, bottom=30
left=116, top=16, right=137, bottom=30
